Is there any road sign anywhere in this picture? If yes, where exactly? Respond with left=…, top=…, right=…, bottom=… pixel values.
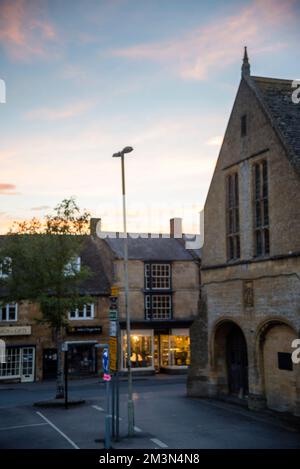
left=111, top=286, right=119, bottom=297
left=102, top=347, right=109, bottom=374
left=109, top=337, right=118, bottom=372
left=109, top=310, right=118, bottom=321
left=109, top=321, right=117, bottom=337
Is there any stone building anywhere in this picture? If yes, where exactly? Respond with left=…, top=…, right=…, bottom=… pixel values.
left=188, top=49, right=300, bottom=416
left=92, top=218, right=201, bottom=373
left=0, top=236, right=111, bottom=382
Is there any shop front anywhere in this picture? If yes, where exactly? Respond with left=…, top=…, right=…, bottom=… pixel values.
left=121, top=324, right=191, bottom=373
left=0, top=326, right=35, bottom=382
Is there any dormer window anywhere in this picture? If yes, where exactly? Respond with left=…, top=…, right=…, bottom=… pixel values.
left=0, top=257, right=12, bottom=278
left=64, top=256, right=81, bottom=276
left=241, top=114, right=247, bottom=137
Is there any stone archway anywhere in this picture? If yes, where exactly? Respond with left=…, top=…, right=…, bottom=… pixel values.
left=258, top=321, right=298, bottom=413
left=213, top=320, right=249, bottom=398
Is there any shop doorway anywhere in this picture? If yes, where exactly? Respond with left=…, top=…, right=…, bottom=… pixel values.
left=43, top=348, right=57, bottom=380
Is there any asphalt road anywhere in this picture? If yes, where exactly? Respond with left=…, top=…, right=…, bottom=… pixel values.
left=0, top=375, right=299, bottom=449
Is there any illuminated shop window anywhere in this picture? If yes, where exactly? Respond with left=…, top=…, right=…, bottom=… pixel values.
left=122, top=331, right=153, bottom=369
left=160, top=331, right=190, bottom=367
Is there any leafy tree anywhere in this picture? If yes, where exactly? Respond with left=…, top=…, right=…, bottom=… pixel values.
left=0, top=198, right=91, bottom=398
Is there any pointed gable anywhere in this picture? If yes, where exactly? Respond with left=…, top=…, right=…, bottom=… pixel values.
left=248, top=76, right=300, bottom=176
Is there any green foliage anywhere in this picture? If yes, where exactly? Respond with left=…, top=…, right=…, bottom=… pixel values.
left=0, top=198, right=92, bottom=328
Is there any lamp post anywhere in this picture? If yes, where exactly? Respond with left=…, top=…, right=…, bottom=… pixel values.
left=112, top=146, right=134, bottom=436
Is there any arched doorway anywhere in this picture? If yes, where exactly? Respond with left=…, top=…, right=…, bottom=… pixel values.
left=213, top=321, right=248, bottom=397
left=226, top=325, right=248, bottom=396
left=261, top=322, right=297, bottom=413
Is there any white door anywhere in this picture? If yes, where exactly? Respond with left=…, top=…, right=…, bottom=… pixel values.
left=21, top=347, right=35, bottom=382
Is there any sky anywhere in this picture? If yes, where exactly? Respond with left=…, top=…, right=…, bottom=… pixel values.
left=0, top=0, right=299, bottom=235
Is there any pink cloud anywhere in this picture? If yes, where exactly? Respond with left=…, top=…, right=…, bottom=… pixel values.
left=111, top=0, right=295, bottom=80
left=0, top=0, right=58, bottom=61
left=0, top=183, right=17, bottom=195
left=24, top=100, right=94, bottom=121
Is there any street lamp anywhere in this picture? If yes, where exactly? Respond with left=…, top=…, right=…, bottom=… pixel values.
left=112, top=146, right=134, bottom=436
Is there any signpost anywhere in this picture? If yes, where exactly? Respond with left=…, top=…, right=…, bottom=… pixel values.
left=109, top=286, right=120, bottom=441
left=62, top=342, right=69, bottom=410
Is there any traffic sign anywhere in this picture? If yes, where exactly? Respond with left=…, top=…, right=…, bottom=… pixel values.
left=109, top=337, right=118, bottom=372
left=102, top=347, right=109, bottom=374
left=111, top=286, right=119, bottom=297
left=109, top=321, right=117, bottom=337
left=109, top=310, right=118, bottom=321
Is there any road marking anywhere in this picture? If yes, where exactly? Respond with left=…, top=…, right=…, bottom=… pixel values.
left=0, top=423, right=47, bottom=431
left=92, top=405, right=104, bottom=412
left=151, top=438, right=168, bottom=448
left=92, top=405, right=122, bottom=420
left=134, top=426, right=142, bottom=433
left=36, top=411, right=79, bottom=449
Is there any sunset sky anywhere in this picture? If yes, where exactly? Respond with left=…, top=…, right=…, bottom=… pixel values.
left=0, top=0, right=299, bottom=234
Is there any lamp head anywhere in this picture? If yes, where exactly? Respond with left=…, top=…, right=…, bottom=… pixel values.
left=122, top=146, right=133, bottom=154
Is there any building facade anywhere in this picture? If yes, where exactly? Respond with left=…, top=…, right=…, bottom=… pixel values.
left=0, top=237, right=111, bottom=382
left=93, top=218, right=201, bottom=374
left=188, top=50, right=300, bottom=416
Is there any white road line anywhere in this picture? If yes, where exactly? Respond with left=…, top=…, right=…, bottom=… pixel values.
left=92, top=405, right=122, bottom=420
left=36, top=411, right=79, bottom=449
left=92, top=405, right=104, bottom=412
left=0, top=423, right=47, bottom=431
left=134, top=426, right=142, bottom=433
left=151, top=438, right=168, bottom=448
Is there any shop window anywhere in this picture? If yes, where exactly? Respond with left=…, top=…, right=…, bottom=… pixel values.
left=69, top=303, right=94, bottom=320
left=68, top=344, right=96, bottom=376
left=0, top=303, right=18, bottom=321
left=160, top=333, right=190, bottom=367
left=122, top=332, right=153, bottom=369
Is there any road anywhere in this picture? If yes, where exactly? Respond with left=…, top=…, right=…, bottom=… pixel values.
left=0, top=375, right=299, bottom=449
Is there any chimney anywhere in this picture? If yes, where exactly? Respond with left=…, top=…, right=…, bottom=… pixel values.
left=90, top=217, right=101, bottom=237
left=170, top=218, right=182, bottom=239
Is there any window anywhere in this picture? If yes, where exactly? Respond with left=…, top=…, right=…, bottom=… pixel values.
left=253, top=160, right=270, bottom=256
left=226, top=173, right=240, bottom=260
left=122, top=331, right=153, bottom=369
left=69, top=304, right=94, bottom=320
left=0, top=257, right=12, bottom=278
left=0, top=303, right=18, bottom=321
left=64, top=256, right=81, bottom=276
left=145, top=294, right=172, bottom=320
left=278, top=352, right=293, bottom=371
left=145, top=263, right=171, bottom=290
left=144, top=263, right=172, bottom=320
left=241, top=114, right=247, bottom=137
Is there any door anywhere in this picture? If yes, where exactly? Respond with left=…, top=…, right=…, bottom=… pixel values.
left=43, top=348, right=57, bottom=379
left=21, top=347, right=35, bottom=382
left=226, top=326, right=248, bottom=396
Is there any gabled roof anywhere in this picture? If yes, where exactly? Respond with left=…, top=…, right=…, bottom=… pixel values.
left=247, top=75, right=300, bottom=176
left=103, top=236, right=199, bottom=261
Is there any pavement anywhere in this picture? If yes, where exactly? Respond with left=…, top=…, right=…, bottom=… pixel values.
left=0, top=375, right=299, bottom=449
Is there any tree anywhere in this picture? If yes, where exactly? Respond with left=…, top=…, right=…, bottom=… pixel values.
left=0, top=198, right=91, bottom=398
